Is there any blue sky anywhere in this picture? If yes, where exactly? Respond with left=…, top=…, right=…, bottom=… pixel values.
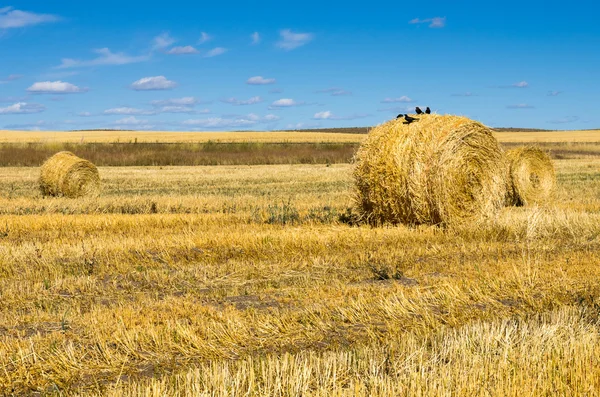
left=1, top=0, right=598, bottom=131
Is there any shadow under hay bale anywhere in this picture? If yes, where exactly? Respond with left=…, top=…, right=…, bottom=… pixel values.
left=505, top=147, right=556, bottom=207
left=353, top=114, right=507, bottom=226
left=39, top=151, right=101, bottom=198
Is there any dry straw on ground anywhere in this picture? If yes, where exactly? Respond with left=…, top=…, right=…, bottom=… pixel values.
left=353, top=114, right=507, bottom=226
left=505, top=147, right=556, bottom=206
left=39, top=151, right=101, bottom=198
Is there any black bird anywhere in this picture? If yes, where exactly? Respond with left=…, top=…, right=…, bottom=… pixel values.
left=404, top=114, right=419, bottom=124
left=425, top=107, right=431, bottom=114
left=415, top=107, right=423, bottom=115
left=396, top=113, right=404, bottom=119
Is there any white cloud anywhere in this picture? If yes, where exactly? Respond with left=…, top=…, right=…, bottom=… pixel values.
left=0, top=6, right=59, bottom=29
left=451, top=92, right=476, bottom=97
left=166, top=46, right=199, bottom=55
left=512, top=81, right=529, bottom=88
left=199, top=32, right=211, bottom=44
left=159, top=106, right=208, bottom=114
left=381, top=96, right=413, bottom=103
left=204, top=47, right=227, bottom=57
left=104, top=107, right=156, bottom=115
left=314, top=111, right=333, bottom=120
left=547, top=90, right=562, bottom=96
left=114, top=116, right=149, bottom=125
left=409, top=17, right=446, bottom=28
left=271, top=98, right=304, bottom=107
left=58, top=48, right=150, bottom=69
left=264, top=114, right=280, bottom=121
left=286, top=122, right=321, bottom=130
left=130, top=76, right=177, bottom=91
left=182, top=117, right=255, bottom=128
left=507, top=104, right=534, bottom=109
left=246, top=76, right=276, bottom=85
left=0, top=102, right=45, bottom=114
left=27, top=81, right=85, bottom=94
left=151, top=97, right=198, bottom=106
left=276, top=29, right=314, bottom=50
left=251, top=32, right=260, bottom=45
left=182, top=113, right=277, bottom=129
left=78, top=112, right=93, bottom=117
left=313, top=111, right=369, bottom=120
left=153, top=32, right=176, bottom=50
left=221, top=96, right=263, bottom=106
left=317, top=87, right=352, bottom=96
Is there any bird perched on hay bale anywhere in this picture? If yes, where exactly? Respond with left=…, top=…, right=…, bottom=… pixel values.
left=39, top=151, right=101, bottom=198
left=505, top=147, right=556, bottom=206
left=353, top=114, right=507, bottom=226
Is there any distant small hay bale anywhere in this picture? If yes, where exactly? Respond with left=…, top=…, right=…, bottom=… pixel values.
left=505, top=147, right=555, bottom=206
left=39, top=151, right=101, bottom=198
left=353, top=114, right=507, bottom=226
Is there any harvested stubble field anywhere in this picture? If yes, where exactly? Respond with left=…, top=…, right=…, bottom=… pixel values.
left=1, top=131, right=600, bottom=396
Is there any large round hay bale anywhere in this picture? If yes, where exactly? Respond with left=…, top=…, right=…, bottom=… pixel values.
left=39, top=151, right=100, bottom=198
left=353, top=114, right=507, bottom=226
left=505, top=146, right=555, bottom=206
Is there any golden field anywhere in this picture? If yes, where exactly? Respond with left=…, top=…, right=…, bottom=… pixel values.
left=1, top=131, right=600, bottom=395
left=1, top=128, right=600, bottom=144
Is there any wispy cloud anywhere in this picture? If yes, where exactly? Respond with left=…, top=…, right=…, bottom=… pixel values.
left=512, top=81, right=529, bottom=88
left=113, top=116, right=153, bottom=128
left=276, top=29, right=314, bottom=50
left=269, top=88, right=283, bottom=94
left=57, top=48, right=150, bottom=69
left=381, top=96, right=413, bottom=103
left=507, top=103, right=534, bottom=109
left=130, top=76, right=177, bottom=91
left=547, top=90, right=562, bottom=96
left=451, top=92, right=477, bottom=97
left=313, top=111, right=369, bottom=120
left=153, top=32, right=176, bottom=50
left=317, top=87, right=352, bottom=96
left=286, top=122, right=321, bottom=130
left=166, top=45, right=199, bottom=55
left=182, top=113, right=277, bottom=129
left=151, top=97, right=199, bottom=106
left=77, top=112, right=93, bottom=117
left=221, top=96, right=263, bottom=106
left=0, top=74, right=23, bottom=83
left=159, top=106, right=209, bottom=114
left=0, top=102, right=45, bottom=114
left=27, top=81, right=86, bottom=94
left=251, top=32, right=260, bottom=45
left=270, top=98, right=305, bottom=108
left=104, top=107, right=156, bottom=115
left=549, top=116, right=579, bottom=124
left=0, top=6, right=59, bottom=29
left=246, top=76, right=276, bottom=85
left=3, top=120, right=52, bottom=130
left=198, top=32, right=211, bottom=44
left=204, top=47, right=227, bottom=58
left=409, top=17, right=446, bottom=28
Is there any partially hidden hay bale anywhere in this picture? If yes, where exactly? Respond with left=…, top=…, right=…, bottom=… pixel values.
left=505, top=146, right=555, bottom=206
left=39, top=151, right=101, bottom=198
left=353, top=114, right=507, bottom=226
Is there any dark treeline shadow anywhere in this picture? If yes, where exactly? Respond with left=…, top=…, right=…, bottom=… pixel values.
left=0, top=142, right=360, bottom=167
